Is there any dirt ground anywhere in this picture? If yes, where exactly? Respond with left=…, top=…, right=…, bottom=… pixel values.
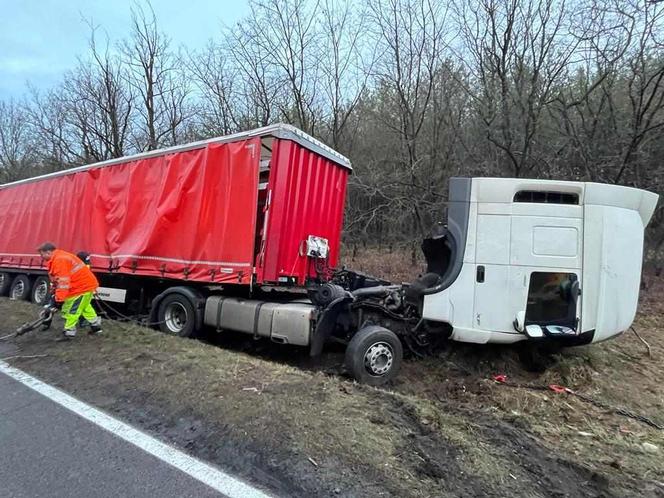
left=0, top=269, right=663, bottom=496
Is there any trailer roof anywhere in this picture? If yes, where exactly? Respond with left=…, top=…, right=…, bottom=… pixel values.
left=0, top=123, right=352, bottom=190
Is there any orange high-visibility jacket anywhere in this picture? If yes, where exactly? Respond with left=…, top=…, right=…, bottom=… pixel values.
left=47, top=249, right=99, bottom=302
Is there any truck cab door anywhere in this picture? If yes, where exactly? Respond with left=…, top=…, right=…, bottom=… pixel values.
left=510, top=203, right=584, bottom=337
left=472, top=200, right=584, bottom=336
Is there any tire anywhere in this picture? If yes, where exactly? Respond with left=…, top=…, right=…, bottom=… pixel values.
left=0, top=272, right=11, bottom=296
left=157, top=293, right=197, bottom=338
left=31, top=276, right=51, bottom=305
left=345, top=325, right=403, bottom=386
left=9, top=274, right=32, bottom=301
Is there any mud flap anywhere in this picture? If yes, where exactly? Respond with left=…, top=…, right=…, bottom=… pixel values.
left=309, top=296, right=352, bottom=357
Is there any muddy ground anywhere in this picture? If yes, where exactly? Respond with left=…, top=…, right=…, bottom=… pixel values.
left=1, top=279, right=663, bottom=497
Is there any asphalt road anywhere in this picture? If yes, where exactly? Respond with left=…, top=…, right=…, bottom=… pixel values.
left=0, top=368, right=225, bottom=498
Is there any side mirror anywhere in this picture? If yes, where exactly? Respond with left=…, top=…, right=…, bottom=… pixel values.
left=513, top=310, right=526, bottom=332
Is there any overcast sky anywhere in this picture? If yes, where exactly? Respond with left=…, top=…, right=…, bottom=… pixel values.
left=0, top=0, right=250, bottom=100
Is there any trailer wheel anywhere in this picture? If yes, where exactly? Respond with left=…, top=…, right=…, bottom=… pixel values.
left=0, top=272, right=11, bottom=296
left=10, top=275, right=32, bottom=301
left=157, top=293, right=197, bottom=338
left=31, top=276, right=51, bottom=305
left=345, top=325, right=403, bottom=386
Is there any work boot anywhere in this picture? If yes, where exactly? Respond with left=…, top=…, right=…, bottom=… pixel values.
left=88, top=318, right=103, bottom=336
left=56, top=329, right=76, bottom=342
left=88, top=325, right=103, bottom=336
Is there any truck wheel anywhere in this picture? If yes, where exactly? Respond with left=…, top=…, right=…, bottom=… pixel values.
left=158, top=293, right=197, bottom=338
left=0, top=272, right=11, bottom=296
left=9, top=275, right=32, bottom=301
left=31, top=276, right=51, bottom=305
left=345, top=325, right=403, bottom=386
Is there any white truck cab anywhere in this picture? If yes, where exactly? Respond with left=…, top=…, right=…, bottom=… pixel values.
left=421, top=178, right=659, bottom=346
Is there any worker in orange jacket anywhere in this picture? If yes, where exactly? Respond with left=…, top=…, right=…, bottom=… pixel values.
left=37, top=242, right=102, bottom=339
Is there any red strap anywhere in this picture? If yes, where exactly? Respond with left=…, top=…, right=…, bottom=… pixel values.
left=548, top=384, right=571, bottom=394
left=492, top=374, right=507, bottom=383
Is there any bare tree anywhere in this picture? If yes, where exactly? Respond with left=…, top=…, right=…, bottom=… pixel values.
left=189, top=42, right=240, bottom=136
left=237, top=0, right=321, bottom=133
left=317, top=0, right=374, bottom=151
left=28, top=72, right=108, bottom=167
left=359, top=0, right=449, bottom=237
left=27, top=87, right=79, bottom=168
left=80, top=24, right=133, bottom=159
left=0, top=100, right=36, bottom=182
left=455, top=0, right=587, bottom=177
left=369, top=0, right=447, bottom=170
left=122, top=3, right=190, bottom=149
left=223, top=25, right=282, bottom=129
left=27, top=24, right=133, bottom=167
left=613, top=0, right=664, bottom=184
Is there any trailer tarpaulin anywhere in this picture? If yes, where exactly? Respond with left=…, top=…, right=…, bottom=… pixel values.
left=0, top=139, right=260, bottom=284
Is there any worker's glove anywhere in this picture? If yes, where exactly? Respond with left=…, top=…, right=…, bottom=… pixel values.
left=45, top=300, right=62, bottom=312
left=46, top=295, right=62, bottom=310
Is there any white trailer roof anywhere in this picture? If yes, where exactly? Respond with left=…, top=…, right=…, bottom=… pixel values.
left=0, top=123, right=352, bottom=190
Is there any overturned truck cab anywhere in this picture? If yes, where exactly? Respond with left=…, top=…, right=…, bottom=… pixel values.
left=420, top=178, right=658, bottom=345
left=321, top=177, right=658, bottom=384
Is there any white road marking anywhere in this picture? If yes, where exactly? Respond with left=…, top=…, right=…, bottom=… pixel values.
left=0, top=361, right=273, bottom=498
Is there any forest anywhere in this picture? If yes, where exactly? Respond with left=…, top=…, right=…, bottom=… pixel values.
left=1, top=0, right=663, bottom=261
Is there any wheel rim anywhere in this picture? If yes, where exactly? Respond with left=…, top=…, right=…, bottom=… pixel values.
left=364, top=342, right=394, bottom=376
left=11, top=280, right=25, bottom=299
left=34, top=281, right=49, bottom=303
left=164, top=302, right=188, bottom=334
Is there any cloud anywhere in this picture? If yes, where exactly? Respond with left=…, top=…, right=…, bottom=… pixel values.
left=0, top=56, right=58, bottom=75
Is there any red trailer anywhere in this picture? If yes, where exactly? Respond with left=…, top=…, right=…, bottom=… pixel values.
left=0, top=125, right=407, bottom=386
left=0, top=124, right=350, bottom=288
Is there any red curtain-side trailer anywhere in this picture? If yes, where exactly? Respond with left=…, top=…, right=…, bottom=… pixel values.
left=0, top=124, right=351, bottom=287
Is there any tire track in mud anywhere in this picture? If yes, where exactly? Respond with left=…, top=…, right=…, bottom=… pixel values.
left=362, top=390, right=614, bottom=498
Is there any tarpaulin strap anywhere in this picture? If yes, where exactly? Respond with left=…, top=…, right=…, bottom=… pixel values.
left=491, top=374, right=663, bottom=430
